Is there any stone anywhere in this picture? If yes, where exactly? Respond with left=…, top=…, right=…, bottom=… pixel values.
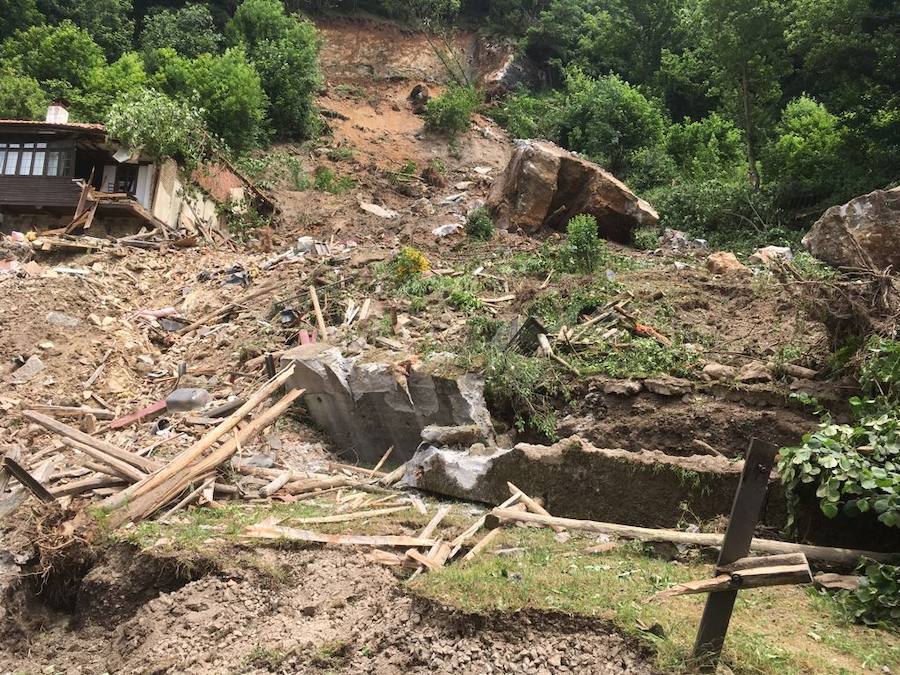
left=420, top=424, right=489, bottom=447
left=737, top=360, right=773, bottom=384
left=165, top=388, right=211, bottom=412
left=602, top=380, right=643, bottom=396
left=282, top=344, right=494, bottom=464
left=9, top=355, right=44, bottom=383
left=45, top=311, right=79, bottom=327
left=803, top=187, right=900, bottom=270
left=359, top=202, right=398, bottom=219
left=706, top=251, right=750, bottom=275
left=486, top=140, right=658, bottom=243
left=701, top=362, right=737, bottom=382
left=750, top=245, right=793, bottom=267
left=408, top=83, right=431, bottom=114
left=404, top=436, right=777, bottom=529
left=643, top=376, right=692, bottom=397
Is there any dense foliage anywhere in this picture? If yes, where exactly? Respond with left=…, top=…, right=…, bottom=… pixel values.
left=835, top=560, right=900, bottom=627
left=0, top=0, right=321, bottom=155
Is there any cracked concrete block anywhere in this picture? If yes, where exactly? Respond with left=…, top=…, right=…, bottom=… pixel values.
left=282, top=345, right=494, bottom=465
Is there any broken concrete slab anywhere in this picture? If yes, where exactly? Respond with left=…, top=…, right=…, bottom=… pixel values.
left=486, top=140, right=658, bottom=243
left=10, top=356, right=45, bottom=384
left=404, top=436, right=775, bottom=530
left=282, top=344, right=493, bottom=465
left=803, top=186, right=900, bottom=271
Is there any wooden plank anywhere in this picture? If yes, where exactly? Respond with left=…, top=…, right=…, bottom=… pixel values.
left=291, top=505, right=409, bottom=525
left=461, top=528, right=501, bottom=565
left=309, top=285, right=328, bottom=337
left=507, top=481, right=563, bottom=532
left=2, top=457, right=56, bottom=503
left=108, top=400, right=167, bottom=430
left=693, top=439, right=777, bottom=670
left=243, top=525, right=436, bottom=548
left=654, top=562, right=813, bottom=600
left=60, top=437, right=147, bottom=483
left=29, top=404, right=115, bottom=421
left=487, top=508, right=897, bottom=564
left=420, top=505, right=452, bottom=540
left=22, top=410, right=159, bottom=473
left=49, top=476, right=127, bottom=497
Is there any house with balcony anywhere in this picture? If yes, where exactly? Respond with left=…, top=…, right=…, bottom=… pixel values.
left=0, top=104, right=269, bottom=236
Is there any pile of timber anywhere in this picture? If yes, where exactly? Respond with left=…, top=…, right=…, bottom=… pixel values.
left=1, top=365, right=405, bottom=526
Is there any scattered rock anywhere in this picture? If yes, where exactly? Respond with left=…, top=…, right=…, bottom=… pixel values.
left=165, top=388, right=211, bottom=412
left=359, top=202, right=398, bottom=219
left=407, top=83, right=431, bottom=114
left=420, top=424, right=489, bottom=447
left=701, top=362, right=737, bottom=382
left=803, top=186, right=900, bottom=270
left=643, top=376, right=692, bottom=397
left=750, top=245, right=793, bottom=267
left=45, top=311, right=80, bottom=327
left=9, top=355, right=44, bottom=383
left=486, top=140, right=658, bottom=243
left=706, top=251, right=750, bottom=275
left=737, top=361, right=773, bottom=384
left=602, top=380, right=643, bottom=396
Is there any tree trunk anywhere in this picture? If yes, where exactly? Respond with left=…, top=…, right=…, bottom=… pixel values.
left=741, top=63, right=761, bottom=190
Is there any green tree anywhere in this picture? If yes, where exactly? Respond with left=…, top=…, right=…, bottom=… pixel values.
left=140, top=4, right=223, bottom=58
left=227, top=0, right=321, bottom=140
left=764, top=97, right=845, bottom=204
left=0, top=20, right=105, bottom=90
left=697, top=0, right=790, bottom=189
left=153, top=47, right=268, bottom=151
left=667, top=113, right=745, bottom=182
left=106, top=87, right=209, bottom=168
left=0, top=0, right=43, bottom=40
left=37, top=0, right=134, bottom=60
left=0, top=69, right=47, bottom=119
left=560, top=69, right=667, bottom=176
left=74, top=52, right=147, bottom=122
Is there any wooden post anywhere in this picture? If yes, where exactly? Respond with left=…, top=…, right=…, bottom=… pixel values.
left=692, top=439, right=778, bottom=671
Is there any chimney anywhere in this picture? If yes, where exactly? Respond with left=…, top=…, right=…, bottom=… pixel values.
left=45, top=102, right=69, bottom=124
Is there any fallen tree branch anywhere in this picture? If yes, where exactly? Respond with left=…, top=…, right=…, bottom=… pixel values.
left=487, top=508, right=898, bottom=565
left=243, top=524, right=436, bottom=548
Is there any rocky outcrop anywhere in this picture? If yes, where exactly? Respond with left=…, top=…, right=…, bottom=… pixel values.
left=486, top=140, right=658, bottom=243
left=404, top=436, right=768, bottom=529
left=281, top=345, right=493, bottom=465
left=803, top=187, right=900, bottom=271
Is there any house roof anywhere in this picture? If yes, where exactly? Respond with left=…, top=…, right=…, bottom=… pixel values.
left=0, top=119, right=107, bottom=137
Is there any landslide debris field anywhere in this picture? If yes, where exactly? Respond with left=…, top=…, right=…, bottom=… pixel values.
left=1, top=18, right=898, bottom=675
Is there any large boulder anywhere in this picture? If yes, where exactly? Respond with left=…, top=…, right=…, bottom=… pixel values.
left=486, top=140, right=658, bottom=243
left=803, top=187, right=900, bottom=271
left=281, top=345, right=493, bottom=466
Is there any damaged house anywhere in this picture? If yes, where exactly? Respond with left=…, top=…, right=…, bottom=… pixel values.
left=0, top=104, right=270, bottom=236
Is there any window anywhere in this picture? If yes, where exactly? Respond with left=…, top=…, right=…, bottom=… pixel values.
left=0, top=140, right=73, bottom=176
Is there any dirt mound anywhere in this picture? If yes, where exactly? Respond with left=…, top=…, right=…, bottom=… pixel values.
left=0, top=545, right=656, bottom=674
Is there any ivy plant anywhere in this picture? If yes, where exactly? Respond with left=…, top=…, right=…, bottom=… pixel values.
left=835, top=560, right=900, bottom=626
left=779, top=413, right=899, bottom=528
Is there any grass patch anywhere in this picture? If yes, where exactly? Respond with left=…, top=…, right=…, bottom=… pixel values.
left=245, top=644, right=289, bottom=671
left=412, top=528, right=900, bottom=675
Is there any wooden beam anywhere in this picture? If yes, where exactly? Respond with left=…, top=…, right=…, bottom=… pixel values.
left=507, top=481, right=562, bottom=532
left=243, top=525, right=436, bottom=549
left=693, top=439, right=777, bottom=671
left=22, top=410, right=159, bottom=473
left=486, top=508, right=897, bottom=564
left=290, top=505, right=409, bottom=525
left=2, top=457, right=56, bottom=503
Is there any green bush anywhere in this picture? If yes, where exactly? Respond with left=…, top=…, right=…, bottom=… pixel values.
left=313, top=166, right=353, bottom=194
left=632, top=227, right=661, bottom=251
left=835, top=560, right=900, bottom=626
left=666, top=113, right=746, bottom=182
left=0, top=68, right=46, bottom=119
left=563, top=214, right=603, bottom=274
left=389, top=246, right=431, bottom=281
left=424, top=85, right=480, bottom=139
left=1, top=20, right=104, bottom=90
left=466, top=207, right=494, bottom=240
left=140, top=4, right=222, bottom=58
left=492, top=90, right=565, bottom=142
left=484, top=349, right=565, bottom=441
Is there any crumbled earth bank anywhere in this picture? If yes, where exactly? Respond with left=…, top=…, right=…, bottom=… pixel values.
left=0, top=547, right=657, bottom=675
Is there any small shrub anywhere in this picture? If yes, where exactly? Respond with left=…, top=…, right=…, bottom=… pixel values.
left=632, top=227, right=660, bottom=251
left=326, top=144, right=354, bottom=161
left=484, top=349, right=565, bottom=441
left=424, top=85, right=480, bottom=139
left=390, top=246, right=431, bottom=281
left=564, top=214, right=603, bottom=274
left=466, top=207, right=494, bottom=240
left=313, top=166, right=354, bottom=194
left=835, top=560, right=900, bottom=626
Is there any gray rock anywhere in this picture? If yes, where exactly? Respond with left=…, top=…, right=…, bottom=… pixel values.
left=602, top=380, right=643, bottom=396
left=282, top=345, right=494, bottom=464
left=10, top=355, right=44, bottom=383
left=45, top=311, right=79, bottom=327
left=165, top=388, right=210, bottom=412
left=702, top=362, right=737, bottom=382
left=737, top=361, right=773, bottom=384
left=643, top=376, right=692, bottom=396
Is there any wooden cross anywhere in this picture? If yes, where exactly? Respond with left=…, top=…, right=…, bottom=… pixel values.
left=661, top=439, right=814, bottom=671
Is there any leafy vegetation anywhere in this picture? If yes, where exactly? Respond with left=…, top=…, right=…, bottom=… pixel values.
left=562, top=214, right=604, bottom=274
left=465, top=207, right=494, bottom=240
left=388, top=246, right=431, bottom=282
left=835, top=560, right=900, bottom=627
left=424, top=84, right=479, bottom=139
